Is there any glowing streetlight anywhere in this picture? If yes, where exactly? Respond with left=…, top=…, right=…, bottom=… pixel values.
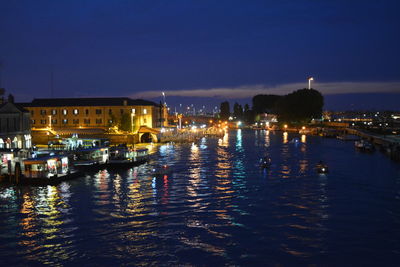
left=162, top=91, right=166, bottom=105
left=308, top=77, right=314, bottom=89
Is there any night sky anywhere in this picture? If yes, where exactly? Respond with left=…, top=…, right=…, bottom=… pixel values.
left=1, top=0, right=399, bottom=110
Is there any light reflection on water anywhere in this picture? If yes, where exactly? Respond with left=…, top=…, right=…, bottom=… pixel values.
left=0, top=129, right=400, bottom=266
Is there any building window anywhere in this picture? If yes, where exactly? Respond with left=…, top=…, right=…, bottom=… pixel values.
left=52, top=109, right=57, bottom=115
left=120, top=109, right=124, bottom=114
left=31, top=110, right=34, bottom=115
left=109, top=109, right=112, bottom=115
left=84, top=119, right=90, bottom=124
left=108, top=119, right=113, bottom=124
left=62, top=119, right=68, bottom=124
left=32, top=119, right=35, bottom=124
left=73, top=109, right=79, bottom=115
left=143, top=108, right=147, bottom=115
left=96, top=118, right=102, bottom=124
left=40, top=119, right=47, bottom=124
left=52, top=119, right=57, bottom=124
left=96, top=109, right=102, bottom=115
left=63, top=109, right=68, bottom=115
left=144, top=118, right=147, bottom=123
left=73, top=119, right=79, bottom=124
left=40, top=109, right=46, bottom=115
left=131, top=108, right=136, bottom=114
left=85, top=109, right=89, bottom=115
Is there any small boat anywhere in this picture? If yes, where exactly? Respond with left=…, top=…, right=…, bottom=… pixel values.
left=72, top=147, right=109, bottom=170
left=289, top=138, right=300, bottom=144
left=337, top=134, right=360, bottom=141
left=316, top=162, right=329, bottom=174
left=355, top=140, right=375, bottom=152
left=260, top=157, right=271, bottom=168
left=22, top=155, right=81, bottom=185
left=152, top=164, right=172, bottom=177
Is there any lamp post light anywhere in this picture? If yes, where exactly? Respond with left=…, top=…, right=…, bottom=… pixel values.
left=308, top=77, right=314, bottom=89
left=162, top=91, right=166, bottom=105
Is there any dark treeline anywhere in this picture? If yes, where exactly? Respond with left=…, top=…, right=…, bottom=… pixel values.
left=219, top=88, right=324, bottom=124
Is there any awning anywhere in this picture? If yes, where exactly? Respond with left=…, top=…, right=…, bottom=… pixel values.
left=138, top=126, right=160, bottom=134
left=53, top=128, right=106, bottom=136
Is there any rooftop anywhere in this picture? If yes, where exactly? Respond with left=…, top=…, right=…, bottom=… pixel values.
left=19, top=97, right=159, bottom=107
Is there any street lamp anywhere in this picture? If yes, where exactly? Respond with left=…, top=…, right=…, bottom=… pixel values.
left=162, top=91, right=166, bottom=105
left=308, top=77, right=314, bottom=89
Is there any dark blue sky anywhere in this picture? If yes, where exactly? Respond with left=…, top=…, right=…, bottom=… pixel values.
left=1, top=0, right=399, bottom=110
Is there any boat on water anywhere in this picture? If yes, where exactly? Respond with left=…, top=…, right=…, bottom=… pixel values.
left=355, top=140, right=375, bottom=152
left=260, top=157, right=271, bottom=168
left=108, top=146, right=149, bottom=167
left=152, top=164, right=172, bottom=177
left=72, top=147, right=109, bottom=170
left=337, top=134, right=360, bottom=141
left=22, top=155, right=81, bottom=185
left=316, top=161, right=329, bottom=174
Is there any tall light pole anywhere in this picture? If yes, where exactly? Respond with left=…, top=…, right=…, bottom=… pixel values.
left=308, top=77, right=314, bottom=89
left=162, top=91, right=166, bottom=105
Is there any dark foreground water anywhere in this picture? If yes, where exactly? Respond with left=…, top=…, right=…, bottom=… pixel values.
left=1, top=130, right=400, bottom=266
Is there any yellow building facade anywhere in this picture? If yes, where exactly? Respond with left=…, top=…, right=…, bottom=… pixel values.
left=22, top=98, right=162, bottom=132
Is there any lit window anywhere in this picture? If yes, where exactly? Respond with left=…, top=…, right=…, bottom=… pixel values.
left=73, top=109, right=79, bottom=115
left=62, top=119, right=68, bottom=124
left=63, top=109, right=68, bottom=115
left=131, top=108, right=136, bottom=114
left=52, top=109, right=57, bottom=115
left=143, top=108, right=147, bottom=115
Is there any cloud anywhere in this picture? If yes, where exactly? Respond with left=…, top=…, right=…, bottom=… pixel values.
left=130, top=81, right=400, bottom=99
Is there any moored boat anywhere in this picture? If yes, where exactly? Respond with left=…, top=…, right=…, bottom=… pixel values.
left=72, top=147, right=109, bottom=170
left=108, top=146, right=148, bottom=167
left=355, top=140, right=375, bottom=152
left=22, top=155, right=81, bottom=185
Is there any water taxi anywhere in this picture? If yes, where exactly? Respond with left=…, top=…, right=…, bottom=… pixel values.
left=22, top=155, right=80, bottom=185
left=108, top=146, right=148, bottom=167
left=72, top=147, right=109, bottom=170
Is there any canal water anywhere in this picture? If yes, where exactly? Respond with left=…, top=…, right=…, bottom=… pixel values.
left=1, top=130, right=400, bottom=266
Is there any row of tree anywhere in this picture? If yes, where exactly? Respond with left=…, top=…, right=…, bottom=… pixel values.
left=219, top=88, right=324, bottom=123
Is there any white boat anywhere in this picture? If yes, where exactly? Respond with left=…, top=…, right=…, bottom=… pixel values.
left=355, top=140, right=375, bottom=152
left=72, top=147, right=109, bottom=169
left=108, top=146, right=148, bottom=167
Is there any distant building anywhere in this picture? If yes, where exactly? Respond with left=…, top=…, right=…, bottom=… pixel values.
left=20, top=97, right=163, bottom=131
left=0, top=94, right=32, bottom=149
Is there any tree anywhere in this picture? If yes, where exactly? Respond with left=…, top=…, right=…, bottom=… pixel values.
left=120, top=113, right=132, bottom=132
left=252, top=94, right=282, bottom=114
left=233, top=102, right=243, bottom=120
left=276, top=88, right=324, bottom=123
left=244, top=104, right=255, bottom=124
left=220, top=101, right=230, bottom=120
left=108, top=114, right=118, bottom=127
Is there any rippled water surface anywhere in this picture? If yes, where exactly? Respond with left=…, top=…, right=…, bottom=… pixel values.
left=1, top=130, right=400, bottom=266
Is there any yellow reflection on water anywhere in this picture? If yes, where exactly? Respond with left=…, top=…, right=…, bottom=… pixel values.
left=283, top=132, right=288, bottom=144
left=301, top=134, right=306, bottom=143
